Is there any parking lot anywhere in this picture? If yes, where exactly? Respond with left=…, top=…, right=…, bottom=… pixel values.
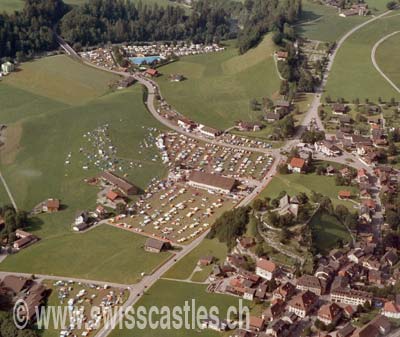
left=45, top=279, right=128, bottom=337
left=115, top=182, right=236, bottom=244
left=159, top=132, right=274, bottom=181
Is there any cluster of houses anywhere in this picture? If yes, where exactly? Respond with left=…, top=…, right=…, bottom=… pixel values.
left=235, top=101, right=292, bottom=132
left=202, top=235, right=399, bottom=337
left=323, top=0, right=369, bottom=17
left=0, top=275, right=48, bottom=322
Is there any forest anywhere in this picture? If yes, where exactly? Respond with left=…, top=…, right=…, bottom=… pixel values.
left=0, top=0, right=302, bottom=60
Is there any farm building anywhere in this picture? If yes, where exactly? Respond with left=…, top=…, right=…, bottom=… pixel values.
left=99, top=171, right=138, bottom=196
left=187, top=171, right=237, bottom=194
left=144, top=238, right=171, bottom=253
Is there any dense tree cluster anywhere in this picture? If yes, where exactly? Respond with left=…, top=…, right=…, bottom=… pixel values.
left=60, top=0, right=233, bottom=47
left=0, top=205, right=29, bottom=244
left=207, top=206, right=250, bottom=249
left=237, top=0, right=302, bottom=54
left=0, top=0, right=68, bottom=60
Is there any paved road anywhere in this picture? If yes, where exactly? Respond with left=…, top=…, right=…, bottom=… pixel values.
left=295, top=9, right=392, bottom=136
left=371, top=30, right=400, bottom=94
left=55, top=20, right=394, bottom=335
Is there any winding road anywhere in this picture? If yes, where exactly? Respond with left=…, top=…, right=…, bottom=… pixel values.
left=36, top=12, right=394, bottom=335
left=371, top=30, right=400, bottom=94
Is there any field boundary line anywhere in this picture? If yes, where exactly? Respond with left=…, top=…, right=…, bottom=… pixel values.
left=371, top=30, right=400, bottom=94
left=0, top=171, right=18, bottom=211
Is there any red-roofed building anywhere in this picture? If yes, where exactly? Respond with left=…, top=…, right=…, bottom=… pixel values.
left=338, top=190, right=351, bottom=199
left=256, top=258, right=277, bottom=280
left=145, top=68, right=159, bottom=77
left=382, top=297, right=400, bottom=319
left=317, top=303, right=342, bottom=325
left=288, top=157, right=306, bottom=173
left=106, top=190, right=120, bottom=202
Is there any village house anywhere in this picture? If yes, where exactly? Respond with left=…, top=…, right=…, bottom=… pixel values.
left=198, top=125, right=222, bottom=138
left=1, top=61, right=15, bottom=74
left=187, top=171, right=237, bottom=194
left=338, top=190, right=351, bottom=200
left=248, top=316, right=265, bottom=332
left=317, top=303, right=342, bottom=326
left=314, top=140, right=342, bottom=157
left=273, top=282, right=296, bottom=302
left=265, top=319, right=289, bottom=337
left=382, top=295, right=400, bottom=319
left=145, top=68, right=159, bottom=77
left=330, top=288, right=372, bottom=306
left=177, top=117, right=197, bottom=131
left=73, top=211, right=90, bottom=232
left=144, top=238, right=171, bottom=253
left=275, top=51, right=288, bottom=61
left=235, top=121, right=264, bottom=132
left=262, top=301, right=286, bottom=322
left=42, top=198, right=60, bottom=213
left=288, top=290, right=319, bottom=318
left=332, top=103, right=347, bottom=115
left=13, top=229, right=37, bottom=250
left=296, top=274, right=326, bottom=296
left=198, top=256, right=214, bottom=267
left=256, top=258, right=277, bottom=280
left=337, top=323, right=356, bottom=337
left=287, top=157, right=306, bottom=173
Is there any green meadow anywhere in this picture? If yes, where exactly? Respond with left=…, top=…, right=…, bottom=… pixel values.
left=310, top=211, right=352, bottom=254
left=297, top=0, right=388, bottom=42
left=375, top=31, right=400, bottom=89
left=258, top=167, right=359, bottom=210
left=0, top=55, right=168, bottom=282
left=109, top=279, right=250, bottom=337
left=157, top=36, right=281, bottom=129
left=324, top=14, right=400, bottom=101
left=0, top=225, right=171, bottom=284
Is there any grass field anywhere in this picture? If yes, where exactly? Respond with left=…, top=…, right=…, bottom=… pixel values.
left=310, top=210, right=352, bottom=254
left=157, top=36, right=281, bottom=129
left=109, top=279, right=249, bottom=337
left=0, top=225, right=171, bottom=283
left=0, top=55, right=169, bottom=282
left=324, top=14, right=400, bottom=102
left=258, top=168, right=359, bottom=209
left=164, top=238, right=227, bottom=281
left=297, top=0, right=388, bottom=42
left=375, top=32, right=400, bottom=89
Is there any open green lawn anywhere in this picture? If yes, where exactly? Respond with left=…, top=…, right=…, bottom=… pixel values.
left=375, top=32, right=400, bottom=89
left=259, top=168, right=359, bottom=209
left=157, top=36, right=281, bottom=129
left=0, top=225, right=171, bottom=284
left=3, top=55, right=119, bottom=105
left=310, top=211, right=352, bottom=254
left=297, top=0, right=388, bottom=42
left=109, top=279, right=249, bottom=337
left=0, top=55, right=169, bottom=282
left=164, top=238, right=227, bottom=281
left=324, top=14, right=400, bottom=102
left=297, top=1, right=366, bottom=42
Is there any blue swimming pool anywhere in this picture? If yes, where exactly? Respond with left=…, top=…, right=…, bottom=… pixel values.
left=129, top=56, right=162, bottom=65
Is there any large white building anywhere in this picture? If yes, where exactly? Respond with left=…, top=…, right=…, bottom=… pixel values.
left=256, top=258, right=277, bottom=280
